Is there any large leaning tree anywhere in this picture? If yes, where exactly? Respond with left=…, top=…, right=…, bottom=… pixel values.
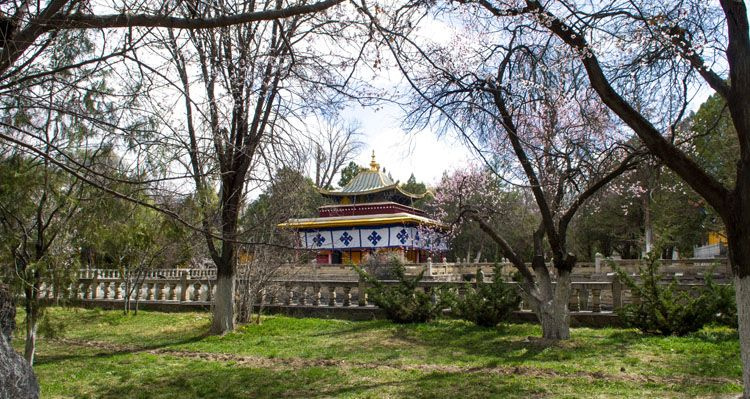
left=369, top=6, right=640, bottom=337
left=442, top=0, right=750, bottom=395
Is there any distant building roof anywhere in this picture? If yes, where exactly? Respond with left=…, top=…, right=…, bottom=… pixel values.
left=338, top=169, right=394, bottom=192
left=318, top=151, right=425, bottom=199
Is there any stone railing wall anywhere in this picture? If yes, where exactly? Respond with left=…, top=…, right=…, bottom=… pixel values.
left=61, top=262, right=730, bottom=316
left=88, top=257, right=722, bottom=283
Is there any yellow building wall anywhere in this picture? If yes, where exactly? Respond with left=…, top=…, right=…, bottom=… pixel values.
left=342, top=251, right=362, bottom=265
left=708, top=231, right=728, bottom=245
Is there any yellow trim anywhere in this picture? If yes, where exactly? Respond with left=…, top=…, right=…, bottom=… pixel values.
left=279, top=213, right=446, bottom=229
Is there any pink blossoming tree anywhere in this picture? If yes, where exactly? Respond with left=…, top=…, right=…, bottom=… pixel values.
left=405, top=35, right=640, bottom=338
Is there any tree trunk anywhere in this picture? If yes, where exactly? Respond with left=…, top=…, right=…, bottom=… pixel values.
left=542, top=270, right=572, bottom=340
left=23, top=297, right=38, bottom=366
left=124, top=278, right=130, bottom=315
left=211, top=265, right=235, bottom=334
left=525, top=268, right=572, bottom=340
left=724, top=192, right=750, bottom=398
left=538, top=304, right=570, bottom=340
left=736, top=274, right=750, bottom=399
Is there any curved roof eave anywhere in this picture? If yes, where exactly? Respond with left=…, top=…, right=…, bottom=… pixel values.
left=317, top=184, right=426, bottom=199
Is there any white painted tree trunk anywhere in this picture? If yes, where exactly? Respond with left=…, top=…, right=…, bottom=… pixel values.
left=736, top=275, right=750, bottom=399
left=211, top=274, right=235, bottom=334
left=23, top=318, right=37, bottom=366
left=526, top=270, right=572, bottom=340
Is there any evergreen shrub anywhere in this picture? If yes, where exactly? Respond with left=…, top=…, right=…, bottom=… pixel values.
left=357, top=254, right=443, bottom=323
left=615, top=254, right=736, bottom=335
left=447, top=265, right=520, bottom=327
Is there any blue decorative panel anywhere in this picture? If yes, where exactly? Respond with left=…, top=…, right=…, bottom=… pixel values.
left=304, top=230, right=332, bottom=249
left=367, top=231, right=382, bottom=245
left=339, top=232, right=353, bottom=246
left=312, top=233, right=326, bottom=247
left=396, top=228, right=409, bottom=245
left=299, top=226, right=444, bottom=251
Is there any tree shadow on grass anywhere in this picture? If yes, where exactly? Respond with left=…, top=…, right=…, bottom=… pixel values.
left=34, top=333, right=209, bottom=365
left=302, top=320, right=578, bottom=366
left=89, top=357, right=543, bottom=399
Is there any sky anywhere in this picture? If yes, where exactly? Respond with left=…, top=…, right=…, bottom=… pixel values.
left=344, top=103, right=474, bottom=188
left=333, top=15, right=473, bottom=188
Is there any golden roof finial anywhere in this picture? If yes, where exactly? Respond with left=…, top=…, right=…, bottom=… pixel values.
left=369, top=150, right=380, bottom=171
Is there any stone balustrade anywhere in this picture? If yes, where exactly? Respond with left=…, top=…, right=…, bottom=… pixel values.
left=74, top=256, right=731, bottom=285
left=60, top=262, right=729, bottom=320
left=65, top=271, right=633, bottom=314
left=73, top=271, right=214, bottom=304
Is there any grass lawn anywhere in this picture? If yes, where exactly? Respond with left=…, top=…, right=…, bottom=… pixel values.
left=12, top=307, right=743, bottom=398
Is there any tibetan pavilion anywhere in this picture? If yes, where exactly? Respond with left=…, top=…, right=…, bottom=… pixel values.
left=280, top=153, right=447, bottom=265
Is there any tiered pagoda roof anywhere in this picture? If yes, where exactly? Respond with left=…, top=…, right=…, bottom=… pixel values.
left=317, top=152, right=426, bottom=206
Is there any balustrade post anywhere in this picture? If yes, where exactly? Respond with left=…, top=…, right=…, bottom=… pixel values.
left=193, top=282, right=202, bottom=301
left=91, top=271, right=99, bottom=299
left=298, top=286, right=307, bottom=306
left=146, top=283, right=154, bottom=300
left=343, top=286, right=352, bottom=307
left=180, top=272, right=188, bottom=302
left=579, top=287, right=589, bottom=311
left=206, top=283, right=213, bottom=302
left=358, top=275, right=367, bottom=306
left=595, top=253, right=603, bottom=274
left=285, top=286, right=294, bottom=305
left=313, top=285, right=321, bottom=306
left=169, top=283, right=177, bottom=301
left=157, top=283, right=165, bottom=301
left=113, top=282, right=122, bottom=300
left=134, top=284, right=143, bottom=302
left=612, top=277, right=622, bottom=310
left=591, top=288, right=601, bottom=312
left=569, top=288, right=579, bottom=312
left=328, top=286, right=337, bottom=307
left=102, top=282, right=110, bottom=300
